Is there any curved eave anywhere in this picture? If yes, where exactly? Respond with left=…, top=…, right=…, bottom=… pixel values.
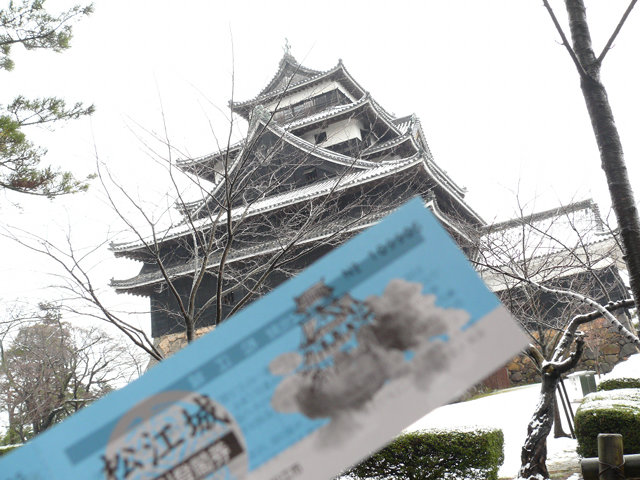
left=176, top=141, right=244, bottom=176
left=200, top=114, right=403, bottom=212
left=420, top=159, right=485, bottom=227
left=258, top=53, right=323, bottom=97
left=272, top=117, right=400, bottom=169
left=112, top=195, right=471, bottom=295
left=111, top=245, right=152, bottom=261
left=110, top=155, right=423, bottom=256
left=231, top=62, right=367, bottom=119
left=286, top=95, right=401, bottom=138
left=424, top=196, right=474, bottom=243
left=361, top=132, right=417, bottom=158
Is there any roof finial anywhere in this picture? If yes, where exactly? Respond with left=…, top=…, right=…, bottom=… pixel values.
left=283, top=38, right=292, bottom=56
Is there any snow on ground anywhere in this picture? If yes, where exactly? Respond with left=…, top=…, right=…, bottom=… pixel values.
left=404, top=354, right=640, bottom=478
left=406, top=383, right=571, bottom=478
left=600, top=352, right=640, bottom=380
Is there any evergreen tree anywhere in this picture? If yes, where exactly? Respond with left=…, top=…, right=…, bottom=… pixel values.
left=0, top=0, right=94, bottom=197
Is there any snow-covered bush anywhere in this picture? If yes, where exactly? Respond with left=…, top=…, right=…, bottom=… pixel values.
left=597, top=377, right=640, bottom=391
left=575, top=388, right=640, bottom=457
left=344, top=428, right=504, bottom=480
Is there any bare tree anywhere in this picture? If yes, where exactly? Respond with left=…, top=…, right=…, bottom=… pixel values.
left=478, top=199, right=628, bottom=358
left=542, top=0, right=640, bottom=333
left=474, top=198, right=639, bottom=479
left=106, top=105, right=455, bottom=353
left=6, top=54, right=481, bottom=363
left=0, top=303, right=143, bottom=444
left=515, top=289, right=637, bottom=480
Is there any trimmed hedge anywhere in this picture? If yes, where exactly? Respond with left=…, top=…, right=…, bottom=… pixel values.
left=344, top=428, right=504, bottom=480
left=0, top=444, right=21, bottom=457
left=597, top=377, right=640, bottom=391
left=575, top=388, right=640, bottom=457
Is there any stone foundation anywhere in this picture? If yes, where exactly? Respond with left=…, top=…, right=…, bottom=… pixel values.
left=146, top=326, right=215, bottom=370
left=506, top=318, right=639, bottom=385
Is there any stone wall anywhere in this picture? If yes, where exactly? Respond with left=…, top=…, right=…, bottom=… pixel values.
left=506, top=317, right=639, bottom=386
left=146, top=326, right=215, bottom=370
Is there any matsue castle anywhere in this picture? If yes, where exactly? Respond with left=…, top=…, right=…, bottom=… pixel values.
left=109, top=51, right=634, bottom=372
left=110, top=51, right=484, bottom=346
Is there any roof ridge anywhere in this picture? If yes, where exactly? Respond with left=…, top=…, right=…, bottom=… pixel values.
left=487, top=199, right=597, bottom=232
left=257, top=52, right=323, bottom=97
left=110, top=156, right=423, bottom=253
left=233, top=62, right=340, bottom=110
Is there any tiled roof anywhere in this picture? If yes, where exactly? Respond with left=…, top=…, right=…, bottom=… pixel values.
left=284, top=94, right=400, bottom=138
left=111, top=196, right=462, bottom=292
left=110, top=155, right=423, bottom=254
left=393, top=114, right=416, bottom=134
left=231, top=60, right=371, bottom=118
left=111, top=205, right=402, bottom=291
left=479, top=199, right=613, bottom=271
left=258, top=52, right=323, bottom=97
left=176, top=139, right=244, bottom=171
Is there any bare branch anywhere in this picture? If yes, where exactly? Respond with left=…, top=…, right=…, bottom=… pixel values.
left=597, top=0, right=638, bottom=64
left=542, top=0, right=589, bottom=78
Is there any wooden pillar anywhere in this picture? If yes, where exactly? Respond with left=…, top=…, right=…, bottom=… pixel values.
left=598, top=433, right=624, bottom=480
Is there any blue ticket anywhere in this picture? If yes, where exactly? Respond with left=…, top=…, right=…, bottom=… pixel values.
left=0, top=197, right=527, bottom=480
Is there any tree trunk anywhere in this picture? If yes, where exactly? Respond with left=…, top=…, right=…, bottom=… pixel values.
left=519, top=373, right=556, bottom=480
left=564, top=0, right=640, bottom=336
left=519, top=335, right=584, bottom=479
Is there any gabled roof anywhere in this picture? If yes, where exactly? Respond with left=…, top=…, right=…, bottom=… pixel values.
left=176, top=139, right=244, bottom=176
left=285, top=93, right=401, bottom=137
left=479, top=199, right=613, bottom=274
left=231, top=58, right=369, bottom=119
left=258, top=52, right=322, bottom=97
left=110, top=154, right=424, bottom=256
left=172, top=109, right=432, bottom=222
left=111, top=196, right=459, bottom=293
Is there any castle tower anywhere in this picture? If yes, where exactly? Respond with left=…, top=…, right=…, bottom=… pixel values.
left=110, top=52, right=484, bottom=347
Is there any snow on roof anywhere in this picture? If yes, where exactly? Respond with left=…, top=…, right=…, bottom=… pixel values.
left=480, top=199, right=614, bottom=270
left=393, top=114, right=415, bottom=134
left=110, top=155, right=423, bottom=253
left=111, top=203, right=405, bottom=291
left=232, top=60, right=351, bottom=111
left=176, top=139, right=244, bottom=171
left=257, top=52, right=323, bottom=97
left=283, top=94, right=401, bottom=138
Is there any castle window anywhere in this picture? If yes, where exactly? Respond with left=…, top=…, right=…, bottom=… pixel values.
left=303, top=167, right=318, bottom=183
left=292, top=102, right=306, bottom=118
left=314, top=131, right=327, bottom=144
left=222, top=291, right=234, bottom=305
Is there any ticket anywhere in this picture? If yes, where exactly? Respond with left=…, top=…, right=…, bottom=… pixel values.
left=0, top=197, right=528, bottom=480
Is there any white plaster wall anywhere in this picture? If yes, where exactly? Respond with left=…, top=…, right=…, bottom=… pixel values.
left=264, top=80, right=357, bottom=111
left=301, top=118, right=364, bottom=148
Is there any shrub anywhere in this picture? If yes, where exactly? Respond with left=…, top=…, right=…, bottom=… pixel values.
left=575, top=388, right=640, bottom=457
left=344, top=428, right=504, bottom=480
left=597, top=377, right=640, bottom=391
left=0, top=444, right=21, bottom=457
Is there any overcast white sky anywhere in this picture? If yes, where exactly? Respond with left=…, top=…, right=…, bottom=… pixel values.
left=1, top=0, right=639, bottom=337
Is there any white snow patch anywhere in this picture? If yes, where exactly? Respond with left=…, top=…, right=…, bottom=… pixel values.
left=600, top=352, right=640, bottom=381
left=406, top=383, right=580, bottom=479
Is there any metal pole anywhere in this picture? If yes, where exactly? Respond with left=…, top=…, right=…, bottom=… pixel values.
left=598, top=433, right=624, bottom=480
left=556, top=383, right=576, bottom=438
left=559, top=377, right=575, bottom=419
